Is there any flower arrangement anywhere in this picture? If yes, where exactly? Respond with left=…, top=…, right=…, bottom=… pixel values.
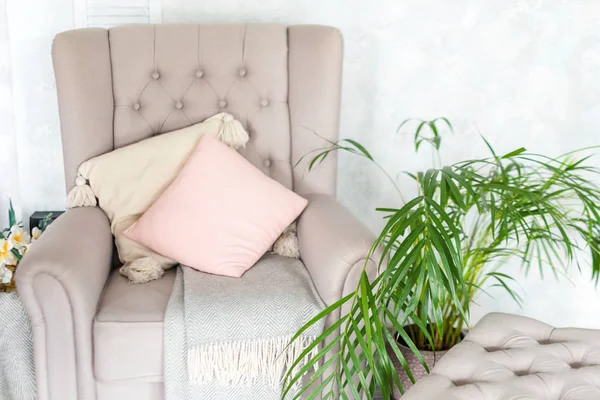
left=0, top=201, right=51, bottom=291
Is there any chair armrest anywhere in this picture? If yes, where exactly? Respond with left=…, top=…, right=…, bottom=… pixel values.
left=16, top=207, right=113, bottom=400
left=298, top=194, right=380, bottom=398
left=297, top=194, right=379, bottom=306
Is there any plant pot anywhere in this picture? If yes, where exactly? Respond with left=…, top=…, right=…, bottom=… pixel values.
left=387, top=327, right=465, bottom=399
left=387, top=342, right=448, bottom=399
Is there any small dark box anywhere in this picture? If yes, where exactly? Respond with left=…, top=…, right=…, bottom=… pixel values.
left=29, top=211, right=64, bottom=233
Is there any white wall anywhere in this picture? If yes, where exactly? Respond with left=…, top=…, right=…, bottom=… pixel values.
left=1, top=0, right=600, bottom=328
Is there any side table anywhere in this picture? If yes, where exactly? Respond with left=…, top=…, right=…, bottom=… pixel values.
left=29, top=211, right=63, bottom=234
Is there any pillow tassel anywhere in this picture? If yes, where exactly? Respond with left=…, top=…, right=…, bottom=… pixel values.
left=121, top=257, right=165, bottom=284
left=66, top=174, right=97, bottom=208
left=217, top=113, right=249, bottom=149
left=272, top=222, right=301, bottom=259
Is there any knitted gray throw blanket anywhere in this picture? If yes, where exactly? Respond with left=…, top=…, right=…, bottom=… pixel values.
left=164, top=254, right=325, bottom=400
left=0, top=292, right=36, bottom=400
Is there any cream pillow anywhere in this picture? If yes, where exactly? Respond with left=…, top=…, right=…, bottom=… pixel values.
left=67, top=113, right=249, bottom=283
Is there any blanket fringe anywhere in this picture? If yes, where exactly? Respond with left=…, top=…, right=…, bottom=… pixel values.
left=187, top=335, right=318, bottom=389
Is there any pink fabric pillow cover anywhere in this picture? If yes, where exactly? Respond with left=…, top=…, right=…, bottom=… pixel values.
left=125, top=135, right=308, bottom=278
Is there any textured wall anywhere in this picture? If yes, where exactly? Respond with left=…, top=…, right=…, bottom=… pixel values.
left=1, top=0, right=600, bottom=327
left=162, top=0, right=600, bottom=328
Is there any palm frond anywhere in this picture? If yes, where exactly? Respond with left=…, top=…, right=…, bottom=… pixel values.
left=284, top=123, right=600, bottom=399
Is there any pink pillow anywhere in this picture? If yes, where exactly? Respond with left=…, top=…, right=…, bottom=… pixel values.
left=125, top=135, right=308, bottom=277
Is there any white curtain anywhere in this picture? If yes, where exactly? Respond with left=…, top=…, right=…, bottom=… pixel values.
left=0, top=0, right=160, bottom=228
left=0, top=0, right=20, bottom=228
left=0, top=0, right=72, bottom=229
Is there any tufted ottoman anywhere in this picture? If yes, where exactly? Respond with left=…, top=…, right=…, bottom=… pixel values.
left=402, top=313, right=600, bottom=400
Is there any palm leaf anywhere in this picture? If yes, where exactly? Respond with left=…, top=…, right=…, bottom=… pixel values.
left=8, top=199, right=16, bottom=228
left=285, top=122, right=600, bottom=400
left=341, top=139, right=374, bottom=161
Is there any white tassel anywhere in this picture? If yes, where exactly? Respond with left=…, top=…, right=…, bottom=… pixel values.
left=217, top=113, right=249, bottom=149
left=66, top=174, right=97, bottom=208
left=272, top=222, right=301, bottom=259
left=123, top=257, right=165, bottom=284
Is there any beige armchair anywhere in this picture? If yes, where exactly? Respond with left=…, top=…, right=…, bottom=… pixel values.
left=16, top=24, right=377, bottom=400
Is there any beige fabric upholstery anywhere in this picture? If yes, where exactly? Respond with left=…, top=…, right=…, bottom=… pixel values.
left=18, top=23, right=372, bottom=400
left=96, top=382, right=164, bottom=400
left=289, top=26, right=343, bottom=196
left=298, top=194, right=377, bottom=307
left=94, top=269, right=176, bottom=383
left=52, top=28, right=114, bottom=191
left=109, top=24, right=294, bottom=189
left=404, top=312, right=600, bottom=400
left=15, top=208, right=113, bottom=400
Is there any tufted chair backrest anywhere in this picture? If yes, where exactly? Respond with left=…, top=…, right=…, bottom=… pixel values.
left=52, top=24, right=343, bottom=196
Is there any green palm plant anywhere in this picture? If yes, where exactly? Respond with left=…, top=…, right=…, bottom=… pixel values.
left=283, top=119, right=600, bottom=399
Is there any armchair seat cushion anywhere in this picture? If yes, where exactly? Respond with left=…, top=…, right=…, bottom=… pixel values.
left=93, top=268, right=176, bottom=382
left=93, top=254, right=316, bottom=384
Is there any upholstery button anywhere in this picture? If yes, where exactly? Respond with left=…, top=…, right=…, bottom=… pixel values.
left=133, top=102, right=140, bottom=111
left=195, top=70, right=204, bottom=78
left=175, top=101, right=183, bottom=110
left=261, top=99, right=269, bottom=107
left=218, top=100, right=227, bottom=108
left=264, top=159, right=271, bottom=168
left=238, top=68, right=247, bottom=77
left=151, top=71, right=160, bottom=80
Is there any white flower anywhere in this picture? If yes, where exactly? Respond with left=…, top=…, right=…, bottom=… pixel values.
left=0, top=239, right=16, bottom=266
left=0, top=264, right=13, bottom=284
left=8, top=225, right=30, bottom=249
left=18, top=244, right=29, bottom=256
left=31, top=227, right=42, bottom=241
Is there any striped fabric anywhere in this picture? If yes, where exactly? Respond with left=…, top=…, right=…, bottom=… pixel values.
left=0, top=292, right=35, bottom=400
left=164, top=254, right=325, bottom=400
